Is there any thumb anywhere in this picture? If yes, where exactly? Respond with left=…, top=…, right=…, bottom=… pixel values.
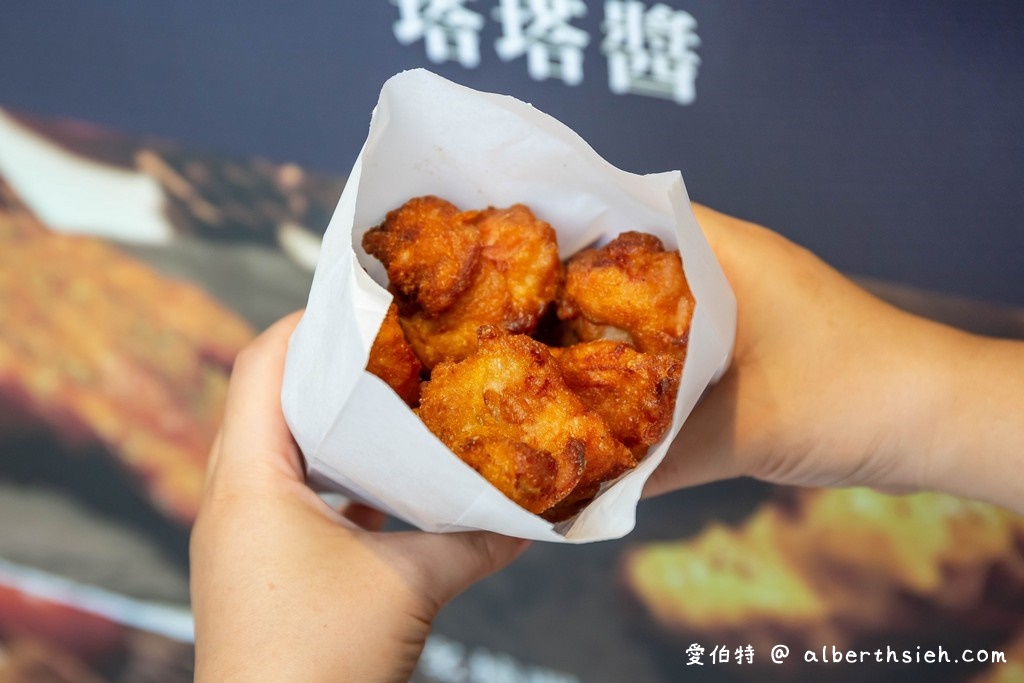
left=398, top=531, right=530, bottom=609
left=208, top=311, right=304, bottom=486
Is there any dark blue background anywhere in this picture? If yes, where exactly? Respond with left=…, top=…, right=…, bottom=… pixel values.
left=2, top=1, right=1022, bottom=305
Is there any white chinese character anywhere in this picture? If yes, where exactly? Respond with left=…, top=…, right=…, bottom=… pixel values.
left=711, top=645, right=730, bottom=664
left=393, top=0, right=485, bottom=68
left=602, top=1, right=701, bottom=104
left=419, top=635, right=468, bottom=681
left=467, top=648, right=523, bottom=683
left=685, top=643, right=705, bottom=665
left=736, top=644, right=755, bottom=664
left=494, top=0, right=590, bottom=85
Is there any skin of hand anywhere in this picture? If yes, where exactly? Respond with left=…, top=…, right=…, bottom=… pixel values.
left=646, top=204, right=1024, bottom=514
left=190, top=312, right=529, bottom=683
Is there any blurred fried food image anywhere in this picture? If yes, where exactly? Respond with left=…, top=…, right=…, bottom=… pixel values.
left=558, top=231, right=695, bottom=361
left=0, top=208, right=254, bottom=524
left=364, top=196, right=692, bottom=521
left=624, top=488, right=1024, bottom=654
left=970, top=629, right=1024, bottom=683
left=0, top=639, right=107, bottom=683
left=366, top=198, right=561, bottom=369
left=779, top=488, right=1024, bottom=619
left=625, top=507, right=831, bottom=651
left=365, top=303, right=424, bottom=407
left=552, top=341, right=682, bottom=459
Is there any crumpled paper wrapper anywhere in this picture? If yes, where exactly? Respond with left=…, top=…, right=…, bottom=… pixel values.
left=281, top=69, right=736, bottom=543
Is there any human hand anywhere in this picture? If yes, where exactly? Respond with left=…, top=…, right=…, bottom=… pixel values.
left=190, top=312, right=528, bottom=683
left=646, top=205, right=1024, bottom=512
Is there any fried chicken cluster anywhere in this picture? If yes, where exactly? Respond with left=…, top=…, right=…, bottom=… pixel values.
left=361, top=195, right=694, bottom=520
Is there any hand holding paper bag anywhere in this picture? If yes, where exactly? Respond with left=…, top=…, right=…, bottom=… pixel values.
left=281, top=70, right=736, bottom=542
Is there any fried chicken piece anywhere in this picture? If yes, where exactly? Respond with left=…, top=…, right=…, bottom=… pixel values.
left=361, top=196, right=481, bottom=316
left=552, top=340, right=682, bottom=459
left=0, top=211, right=254, bottom=525
left=558, top=231, right=695, bottom=362
left=455, top=437, right=572, bottom=515
left=365, top=303, right=423, bottom=406
left=417, top=327, right=634, bottom=516
left=400, top=203, right=561, bottom=369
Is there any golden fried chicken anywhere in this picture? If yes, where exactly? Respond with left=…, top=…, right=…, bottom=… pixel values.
left=558, top=231, right=695, bottom=362
left=417, top=327, right=635, bottom=516
left=362, top=195, right=481, bottom=316
left=551, top=340, right=682, bottom=459
left=399, top=203, right=561, bottom=369
left=365, top=303, right=423, bottom=406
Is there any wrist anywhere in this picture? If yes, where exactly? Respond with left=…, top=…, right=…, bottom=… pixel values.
left=914, top=329, right=1024, bottom=512
left=833, top=308, right=960, bottom=495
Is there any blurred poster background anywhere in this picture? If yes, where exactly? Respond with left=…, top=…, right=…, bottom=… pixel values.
left=1, top=2, right=1023, bottom=682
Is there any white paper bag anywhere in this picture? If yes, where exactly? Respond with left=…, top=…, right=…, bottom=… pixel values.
left=281, top=69, right=736, bottom=543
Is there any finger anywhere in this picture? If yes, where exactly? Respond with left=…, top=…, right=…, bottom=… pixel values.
left=213, top=311, right=305, bottom=484
left=690, top=202, right=732, bottom=256
left=342, top=503, right=388, bottom=532
left=690, top=202, right=768, bottom=280
left=203, top=430, right=224, bottom=488
left=398, top=532, right=530, bottom=608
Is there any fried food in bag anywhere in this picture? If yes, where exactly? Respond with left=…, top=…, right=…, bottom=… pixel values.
left=364, top=196, right=690, bottom=521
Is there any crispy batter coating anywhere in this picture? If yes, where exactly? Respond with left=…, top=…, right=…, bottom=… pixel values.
left=558, top=231, right=695, bottom=362
left=417, top=327, right=635, bottom=515
left=456, top=437, right=569, bottom=515
left=552, top=340, right=682, bottom=459
left=365, top=303, right=423, bottom=406
left=400, top=203, right=561, bottom=369
left=362, top=196, right=481, bottom=316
